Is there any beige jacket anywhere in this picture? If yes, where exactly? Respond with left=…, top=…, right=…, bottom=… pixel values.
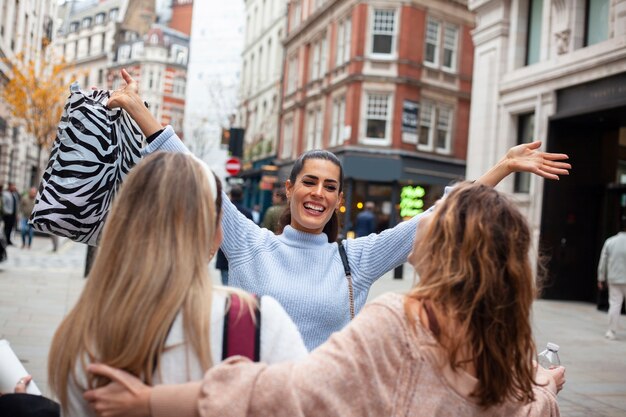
left=151, top=293, right=559, bottom=417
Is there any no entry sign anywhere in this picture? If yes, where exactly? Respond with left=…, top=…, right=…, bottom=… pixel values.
left=225, top=157, right=241, bottom=176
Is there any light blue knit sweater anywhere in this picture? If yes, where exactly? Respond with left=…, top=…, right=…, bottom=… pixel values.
left=143, top=126, right=431, bottom=350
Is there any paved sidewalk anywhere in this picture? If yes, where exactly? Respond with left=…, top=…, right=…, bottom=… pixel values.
left=0, top=238, right=625, bottom=416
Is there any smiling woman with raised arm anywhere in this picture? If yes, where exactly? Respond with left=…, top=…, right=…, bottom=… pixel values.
left=84, top=182, right=566, bottom=417
left=107, top=69, right=570, bottom=351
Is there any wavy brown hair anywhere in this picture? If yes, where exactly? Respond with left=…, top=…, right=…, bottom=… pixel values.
left=49, top=152, right=225, bottom=411
left=405, top=182, right=538, bottom=408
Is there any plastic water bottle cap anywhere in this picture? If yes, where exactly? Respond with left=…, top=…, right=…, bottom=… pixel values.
left=547, top=342, right=559, bottom=351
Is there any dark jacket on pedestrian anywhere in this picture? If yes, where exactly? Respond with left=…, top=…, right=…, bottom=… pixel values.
left=354, top=209, right=376, bottom=237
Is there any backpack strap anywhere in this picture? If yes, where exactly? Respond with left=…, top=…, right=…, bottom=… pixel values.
left=222, top=293, right=261, bottom=361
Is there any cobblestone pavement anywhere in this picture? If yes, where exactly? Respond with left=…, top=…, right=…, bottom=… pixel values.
left=1, top=237, right=625, bottom=416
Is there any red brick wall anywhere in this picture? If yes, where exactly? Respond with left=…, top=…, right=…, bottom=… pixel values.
left=169, top=3, right=193, bottom=36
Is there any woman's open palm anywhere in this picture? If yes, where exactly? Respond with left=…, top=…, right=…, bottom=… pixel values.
left=506, top=141, right=570, bottom=180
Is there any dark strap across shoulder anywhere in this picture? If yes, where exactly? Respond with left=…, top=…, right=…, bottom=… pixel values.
left=222, top=293, right=261, bottom=361
left=338, top=241, right=355, bottom=320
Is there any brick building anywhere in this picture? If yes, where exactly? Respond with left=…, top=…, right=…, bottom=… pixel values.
left=278, top=0, right=474, bottom=233
left=108, top=25, right=189, bottom=139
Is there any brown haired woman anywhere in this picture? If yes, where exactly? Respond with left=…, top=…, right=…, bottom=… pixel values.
left=84, top=182, right=565, bottom=416
left=48, top=153, right=307, bottom=416
left=107, top=69, right=570, bottom=351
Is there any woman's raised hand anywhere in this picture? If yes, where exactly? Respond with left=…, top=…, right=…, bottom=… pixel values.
left=83, top=364, right=152, bottom=417
left=504, top=141, right=570, bottom=180
left=107, top=69, right=143, bottom=112
left=477, top=140, right=571, bottom=187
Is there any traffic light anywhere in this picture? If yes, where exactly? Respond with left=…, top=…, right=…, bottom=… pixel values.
left=228, top=128, right=245, bottom=158
left=221, top=128, right=231, bottom=146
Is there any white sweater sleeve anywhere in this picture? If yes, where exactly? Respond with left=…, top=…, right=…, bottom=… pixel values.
left=259, top=295, right=309, bottom=362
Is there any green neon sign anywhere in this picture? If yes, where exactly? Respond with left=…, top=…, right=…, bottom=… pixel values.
left=400, top=185, right=426, bottom=217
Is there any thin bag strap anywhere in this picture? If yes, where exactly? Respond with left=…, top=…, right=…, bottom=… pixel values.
left=222, top=293, right=261, bottom=361
left=338, top=241, right=355, bottom=320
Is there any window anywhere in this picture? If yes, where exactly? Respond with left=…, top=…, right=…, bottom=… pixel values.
left=287, top=54, right=298, bottom=93
left=330, top=95, right=346, bottom=147
left=371, top=9, right=396, bottom=56
left=418, top=100, right=453, bottom=154
left=172, top=45, right=188, bottom=65
left=109, top=8, right=119, bottom=21
left=584, top=0, right=609, bottom=46
left=365, top=93, right=391, bottom=142
left=173, top=77, right=186, bottom=97
left=305, top=108, right=323, bottom=150
left=69, top=21, right=79, bottom=32
left=310, top=36, right=326, bottom=81
left=82, top=17, right=92, bottom=28
left=525, top=0, right=543, bottom=65
left=282, top=118, right=294, bottom=158
left=98, top=69, right=104, bottom=84
left=267, top=38, right=273, bottom=78
left=291, top=1, right=301, bottom=30
left=336, top=17, right=351, bottom=67
left=514, top=113, right=535, bottom=193
left=424, top=18, right=459, bottom=71
left=424, top=19, right=439, bottom=65
left=95, top=12, right=105, bottom=24
left=118, top=45, right=131, bottom=61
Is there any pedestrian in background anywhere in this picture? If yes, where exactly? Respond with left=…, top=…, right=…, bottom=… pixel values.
left=105, top=69, right=571, bottom=350
left=261, top=187, right=287, bottom=234
left=2, top=183, right=20, bottom=246
left=215, top=186, right=253, bottom=286
left=354, top=201, right=376, bottom=237
left=251, top=204, right=261, bottom=225
left=84, top=183, right=566, bottom=417
left=597, top=222, right=626, bottom=341
left=20, top=187, right=36, bottom=249
left=48, top=153, right=306, bottom=416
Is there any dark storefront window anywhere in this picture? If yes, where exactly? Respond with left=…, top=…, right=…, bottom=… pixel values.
left=514, top=113, right=535, bottom=193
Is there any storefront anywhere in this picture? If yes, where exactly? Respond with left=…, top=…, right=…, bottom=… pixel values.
left=541, top=72, right=626, bottom=302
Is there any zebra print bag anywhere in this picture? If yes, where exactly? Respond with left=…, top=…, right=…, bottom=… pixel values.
left=30, top=82, right=144, bottom=246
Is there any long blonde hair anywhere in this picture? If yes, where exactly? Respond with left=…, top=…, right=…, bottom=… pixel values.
left=405, top=182, right=538, bottom=407
left=49, top=152, right=223, bottom=408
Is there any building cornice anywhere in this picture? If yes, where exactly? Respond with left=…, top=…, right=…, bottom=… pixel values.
left=499, top=37, right=626, bottom=95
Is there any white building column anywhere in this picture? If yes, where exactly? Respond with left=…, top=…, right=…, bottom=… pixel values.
left=466, top=0, right=511, bottom=181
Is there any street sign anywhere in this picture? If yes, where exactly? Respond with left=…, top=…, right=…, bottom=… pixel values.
left=225, top=157, right=241, bottom=176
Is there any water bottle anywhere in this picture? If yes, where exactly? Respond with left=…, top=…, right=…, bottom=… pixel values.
left=537, top=342, right=560, bottom=369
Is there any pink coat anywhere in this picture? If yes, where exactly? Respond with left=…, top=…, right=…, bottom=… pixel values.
left=151, top=293, right=559, bottom=417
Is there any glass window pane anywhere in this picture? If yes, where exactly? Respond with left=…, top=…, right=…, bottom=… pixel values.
left=514, top=113, right=535, bottom=193
left=367, top=94, right=389, bottom=119
left=373, top=10, right=395, bottom=33
left=373, top=34, right=392, bottom=54
left=585, top=0, right=609, bottom=46
left=425, top=43, right=436, bottom=63
left=525, top=0, right=543, bottom=65
left=419, top=126, right=430, bottom=145
left=367, top=119, right=387, bottom=138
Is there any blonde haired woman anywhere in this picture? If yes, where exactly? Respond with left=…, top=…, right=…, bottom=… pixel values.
left=48, top=152, right=306, bottom=416
left=85, top=182, right=565, bottom=417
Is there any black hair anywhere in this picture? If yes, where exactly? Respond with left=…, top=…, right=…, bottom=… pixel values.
left=277, top=150, right=344, bottom=242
